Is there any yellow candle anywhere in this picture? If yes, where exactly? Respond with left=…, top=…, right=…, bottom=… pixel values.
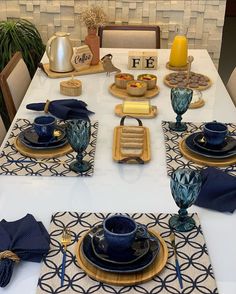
left=169, top=35, right=188, bottom=67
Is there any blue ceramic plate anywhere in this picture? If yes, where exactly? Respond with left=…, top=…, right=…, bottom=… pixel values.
left=185, top=133, right=236, bottom=159
left=92, top=226, right=150, bottom=265
left=193, top=132, right=236, bottom=154
left=82, top=225, right=160, bottom=273
left=18, top=126, right=68, bottom=150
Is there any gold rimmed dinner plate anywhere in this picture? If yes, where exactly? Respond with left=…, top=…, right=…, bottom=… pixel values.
left=114, top=104, right=158, bottom=118
left=109, top=83, right=160, bottom=100
left=14, top=136, right=73, bottom=159
left=179, top=138, right=236, bottom=167
left=75, top=228, right=168, bottom=286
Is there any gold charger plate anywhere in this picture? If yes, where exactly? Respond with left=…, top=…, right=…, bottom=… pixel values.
left=109, top=83, right=160, bottom=100
left=164, top=71, right=212, bottom=91
left=42, top=62, right=105, bottom=78
left=114, top=104, right=158, bottom=118
left=113, top=125, right=151, bottom=163
left=189, top=98, right=205, bottom=109
left=179, top=138, right=236, bottom=167
left=75, top=229, right=168, bottom=286
left=166, top=61, right=188, bottom=71
left=14, top=137, right=73, bottom=159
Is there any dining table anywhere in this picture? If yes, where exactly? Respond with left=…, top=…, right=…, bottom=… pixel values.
left=0, top=48, right=235, bottom=294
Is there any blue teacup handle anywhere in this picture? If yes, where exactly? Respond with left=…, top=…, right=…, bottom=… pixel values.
left=136, top=224, right=159, bottom=251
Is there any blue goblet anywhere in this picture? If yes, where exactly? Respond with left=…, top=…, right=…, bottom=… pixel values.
left=169, top=87, right=193, bottom=132
left=66, top=119, right=91, bottom=173
left=169, top=168, right=202, bottom=232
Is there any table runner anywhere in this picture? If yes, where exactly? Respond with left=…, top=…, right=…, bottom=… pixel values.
left=0, top=119, right=98, bottom=177
left=162, top=121, right=236, bottom=176
left=36, top=212, right=218, bottom=294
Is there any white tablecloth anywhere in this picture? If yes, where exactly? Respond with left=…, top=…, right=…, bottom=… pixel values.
left=0, top=49, right=235, bottom=294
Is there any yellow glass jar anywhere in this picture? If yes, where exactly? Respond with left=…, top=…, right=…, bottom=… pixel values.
left=169, top=35, right=188, bottom=67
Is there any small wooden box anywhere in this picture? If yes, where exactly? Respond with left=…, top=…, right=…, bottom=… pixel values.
left=60, top=78, right=82, bottom=96
left=128, top=51, right=143, bottom=70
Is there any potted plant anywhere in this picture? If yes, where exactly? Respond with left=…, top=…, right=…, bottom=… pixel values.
left=0, top=18, right=45, bottom=126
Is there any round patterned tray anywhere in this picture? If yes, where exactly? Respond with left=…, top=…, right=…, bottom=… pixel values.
left=164, top=71, right=212, bottom=91
left=75, top=228, right=168, bottom=286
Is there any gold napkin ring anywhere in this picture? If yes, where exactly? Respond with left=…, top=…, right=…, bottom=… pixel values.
left=0, top=250, right=20, bottom=263
left=44, top=99, right=50, bottom=113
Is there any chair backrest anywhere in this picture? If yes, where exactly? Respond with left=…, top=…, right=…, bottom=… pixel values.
left=0, top=52, right=31, bottom=122
left=98, top=25, right=161, bottom=49
left=226, top=67, right=236, bottom=107
left=0, top=115, right=7, bottom=145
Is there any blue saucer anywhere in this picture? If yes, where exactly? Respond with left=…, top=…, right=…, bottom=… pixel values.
left=193, top=132, right=236, bottom=154
left=185, top=133, right=236, bottom=159
left=82, top=225, right=160, bottom=273
left=19, top=126, right=67, bottom=150
left=92, top=226, right=150, bottom=265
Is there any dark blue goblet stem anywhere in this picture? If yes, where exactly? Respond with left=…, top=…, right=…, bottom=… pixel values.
left=176, top=114, right=182, bottom=127
left=76, top=152, right=83, bottom=167
left=178, top=208, right=188, bottom=221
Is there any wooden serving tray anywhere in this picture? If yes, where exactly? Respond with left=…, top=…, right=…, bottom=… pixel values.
left=179, top=138, right=236, bottom=167
left=109, top=83, right=160, bottom=100
left=75, top=229, right=168, bottom=286
left=14, top=137, right=73, bottom=159
left=113, top=125, right=151, bottom=163
left=115, top=104, right=158, bottom=118
left=164, top=71, right=212, bottom=91
left=42, top=62, right=105, bottom=78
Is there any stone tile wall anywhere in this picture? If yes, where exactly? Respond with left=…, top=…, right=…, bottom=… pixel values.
left=0, top=0, right=226, bottom=67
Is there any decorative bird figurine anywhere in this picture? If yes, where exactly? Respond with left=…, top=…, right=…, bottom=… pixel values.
left=101, top=54, right=121, bottom=76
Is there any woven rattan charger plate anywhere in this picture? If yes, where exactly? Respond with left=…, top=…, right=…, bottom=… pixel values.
left=14, top=137, right=73, bottom=159
left=75, top=229, right=168, bottom=286
left=109, top=83, right=160, bottom=100
left=179, top=138, right=236, bottom=167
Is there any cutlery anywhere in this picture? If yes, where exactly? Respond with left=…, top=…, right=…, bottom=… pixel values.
left=170, top=232, right=183, bottom=289
left=60, top=228, right=72, bottom=287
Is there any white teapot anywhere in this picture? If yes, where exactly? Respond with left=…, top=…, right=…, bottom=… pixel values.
left=46, top=32, right=73, bottom=72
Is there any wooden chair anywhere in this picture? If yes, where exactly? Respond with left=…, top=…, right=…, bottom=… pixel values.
left=98, top=25, right=161, bottom=49
left=0, top=115, right=7, bottom=145
left=226, top=67, right=236, bottom=107
left=0, top=52, right=31, bottom=122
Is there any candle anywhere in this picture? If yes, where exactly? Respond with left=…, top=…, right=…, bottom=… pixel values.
left=169, top=35, right=188, bottom=67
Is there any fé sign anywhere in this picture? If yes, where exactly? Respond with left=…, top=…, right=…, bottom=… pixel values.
left=128, top=51, right=158, bottom=70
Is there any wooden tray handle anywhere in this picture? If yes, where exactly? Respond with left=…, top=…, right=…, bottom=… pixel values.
left=120, top=116, right=143, bottom=126
left=118, top=157, right=144, bottom=164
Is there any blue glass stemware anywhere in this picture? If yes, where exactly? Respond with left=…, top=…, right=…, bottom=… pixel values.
left=66, top=119, right=91, bottom=173
left=169, top=168, right=202, bottom=232
left=169, top=87, right=193, bottom=132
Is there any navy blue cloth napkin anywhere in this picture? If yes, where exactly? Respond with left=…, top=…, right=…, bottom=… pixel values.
left=0, top=214, right=50, bottom=287
left=195, top=167, right=236, bottom=213
left=26, top=99, right=94, bottom=120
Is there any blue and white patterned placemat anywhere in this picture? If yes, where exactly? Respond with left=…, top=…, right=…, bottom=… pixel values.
left=36, top=212, right=218, bottom=294
left=0, top=119, right=98, bottom=177
left=162, top=121, right=236, bottom=176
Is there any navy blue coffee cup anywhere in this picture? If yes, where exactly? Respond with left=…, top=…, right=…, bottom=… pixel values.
left=103, top=215, right=139, bottom=251
left=203, top=121, right=228, bottom=145
left=34, top=116, right=56, bottom=139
